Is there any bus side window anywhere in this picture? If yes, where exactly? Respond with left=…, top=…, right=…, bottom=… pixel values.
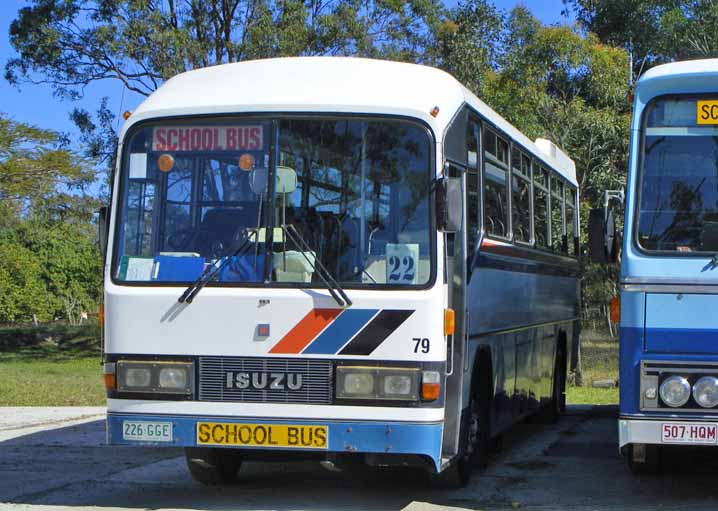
left=550, top=174, right=565, bottom=253
left=533, top=165, right=549, bottom=248
left=565, top=185, right=577, bottom=256
left=483, top=128, right=509, bottom=238
left=511, top=149, right=531, bottom=244
left=467, top=119, right=480, bottom=257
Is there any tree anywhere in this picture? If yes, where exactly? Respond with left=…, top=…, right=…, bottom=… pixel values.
left=0, top=230, right=53, bottom=324
left=432, top=0, right=503, bottom=95
left=565, top=0, right=718, bottom=75
left=6, top=0, right=443, bottom=100
left=0, top=114, right=93, bottom=208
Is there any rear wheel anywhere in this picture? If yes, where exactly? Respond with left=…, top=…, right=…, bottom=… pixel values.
left=185, top=447, right=243, bottom=485
left=626, top=444, right=661, bottom=474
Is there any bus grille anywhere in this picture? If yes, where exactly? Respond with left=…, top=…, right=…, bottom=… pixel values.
left=198, top=357, right=333, bottom=404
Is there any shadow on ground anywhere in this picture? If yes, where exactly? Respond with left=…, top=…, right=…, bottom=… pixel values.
left=2, top=406, right=718, bottom=510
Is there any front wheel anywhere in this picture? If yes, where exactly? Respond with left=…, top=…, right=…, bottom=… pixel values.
left=185, top=447, right=243, bottom=485
left=431, top=384, right=491, bottom=488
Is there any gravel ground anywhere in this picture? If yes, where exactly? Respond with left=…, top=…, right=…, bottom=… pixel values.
left=1, top=406, right=718, bottom=511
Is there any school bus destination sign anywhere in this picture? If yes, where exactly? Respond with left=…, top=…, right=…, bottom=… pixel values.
left=152, top=125, right=264, bottom=152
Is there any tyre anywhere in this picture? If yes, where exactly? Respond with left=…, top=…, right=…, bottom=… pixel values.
left=431, top=358, right=492, bottom=489
left=185, top=447, right=243, bottom=485
left=532, top=344, right=566, bottom=424
left=626, top=444, right=661, bottom=474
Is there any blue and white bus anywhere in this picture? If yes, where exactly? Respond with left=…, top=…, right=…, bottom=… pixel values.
left=597, top=59, right=718, bottom=472
left=99, top=57, right=580, bottom=486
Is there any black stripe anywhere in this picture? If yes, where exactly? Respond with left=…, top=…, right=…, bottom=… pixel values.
left=339, top=309, right=415, bottom=355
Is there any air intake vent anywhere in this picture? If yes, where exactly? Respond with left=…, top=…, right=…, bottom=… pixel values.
left=198, top=357, right=333, bottom=404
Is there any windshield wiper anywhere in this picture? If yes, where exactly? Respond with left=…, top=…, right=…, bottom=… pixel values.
left=281, top=223, right=352, bottom=307
left=178, top=231, right=256, bottom=304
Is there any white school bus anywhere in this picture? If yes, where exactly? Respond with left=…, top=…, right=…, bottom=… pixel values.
left=101, top=57, right=580, bottom=486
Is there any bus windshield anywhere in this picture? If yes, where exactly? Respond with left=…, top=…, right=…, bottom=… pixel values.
left=112, top=117, right=434, bottom=287
left=638, top=97, right=718, bottom=253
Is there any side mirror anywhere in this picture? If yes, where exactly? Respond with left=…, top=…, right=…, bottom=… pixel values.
left=436, top=175, right=462, bottom=233
left=98, top=206, right=110, bottom=260
left=588, top=208, right=617, bottom=263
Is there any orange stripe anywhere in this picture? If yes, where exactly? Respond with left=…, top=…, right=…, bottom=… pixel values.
left=269, top=308, right=343, bottom=354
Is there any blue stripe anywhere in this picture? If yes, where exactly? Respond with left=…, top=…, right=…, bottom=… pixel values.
left=645, top=327, right=718, bottom=354
left=302, top=309, right=379, bottom=355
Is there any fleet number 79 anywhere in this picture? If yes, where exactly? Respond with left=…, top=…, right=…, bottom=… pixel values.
left=413, top=337, right=430, bottom=353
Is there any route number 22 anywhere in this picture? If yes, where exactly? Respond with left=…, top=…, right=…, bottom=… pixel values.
left=386, top=243, right=419, bottom=284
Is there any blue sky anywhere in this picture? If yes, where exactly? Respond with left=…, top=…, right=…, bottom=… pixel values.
left=0, top=0, right=571, bottom=145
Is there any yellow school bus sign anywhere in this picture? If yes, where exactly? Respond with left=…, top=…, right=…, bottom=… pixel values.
left=697, top=100, right=718, bottom=124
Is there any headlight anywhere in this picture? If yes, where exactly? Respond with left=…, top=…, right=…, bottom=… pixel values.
left=659, top=375, right=691, bottom=407
left=693, top=376, right=718, bottom=408
left=124, top=367, right=151, bottom=388
left=116, top=361, right=193, bottom=395
left=383, top=375, right=412, bottom=396
left=342, top=373, right=375, bottom=397
left=159, top=367, right=189, bottom=390
left=336, top=366, right=419, bottom=401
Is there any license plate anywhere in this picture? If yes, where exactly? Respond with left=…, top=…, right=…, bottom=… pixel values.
left=661, top=422, right=718, bottom=445
left=122, top=420, right=173, bottom=442
left=197, top=422, right=328, bottom=449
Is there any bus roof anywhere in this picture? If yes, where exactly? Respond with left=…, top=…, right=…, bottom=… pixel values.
left=639, top=58, right=718, bottom=83
left=124, top=57, right=577, bottom=185
left=635, top=59, right=718, bottom=113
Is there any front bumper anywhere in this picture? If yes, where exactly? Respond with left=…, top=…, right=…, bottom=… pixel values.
left=107, top=413, right=444, bottom=471
left=619, top=417, right=718, bottom=449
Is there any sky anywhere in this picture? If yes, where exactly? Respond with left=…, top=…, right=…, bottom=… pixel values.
left=0, top=0, right=573, bottom=146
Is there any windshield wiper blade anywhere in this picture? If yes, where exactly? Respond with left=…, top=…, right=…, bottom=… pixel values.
left=178, top=231, right=255, bottom=304
left=281, top=224, right=352, bottom=307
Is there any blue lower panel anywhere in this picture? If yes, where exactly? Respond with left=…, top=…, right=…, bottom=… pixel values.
left=107, top=414, right=443, bottom=470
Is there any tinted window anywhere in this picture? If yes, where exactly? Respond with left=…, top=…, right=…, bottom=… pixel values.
left=467, top=120, right=480, bottom=256
left=484, top=128, right=508, bottom=237
left=551, top=176, right=565, bottom=252
left=512, top=150, right=531, bottom=243
left=534, top=166, right=549, bottom=248
left=565, top=186, right=577, bottom=256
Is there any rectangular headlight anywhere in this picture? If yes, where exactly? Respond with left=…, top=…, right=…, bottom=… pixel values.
left=116, top=361, right=193, bottom=395
left=336, top=366, right=419, bottom=401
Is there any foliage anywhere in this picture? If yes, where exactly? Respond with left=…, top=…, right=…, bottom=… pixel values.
left=0, top=230, right=53, bottom=323
left=0, top=114, right=93, bottom=205
left=0, top=221, right=102, bottom=324
left=566, top=0, right=718, bottom=74
left=0, top=115, right=102, bottom=325
left=6, top=0, right=443, bottom=99
left=432, top=0, right=503, bottom=95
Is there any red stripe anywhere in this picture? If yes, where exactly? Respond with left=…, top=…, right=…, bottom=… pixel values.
left=269, top=308, right=343, bottom=354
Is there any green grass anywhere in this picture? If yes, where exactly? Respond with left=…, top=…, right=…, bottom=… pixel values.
left=0, top=324, right=105, bottom=406
left=566, top=331, right=619, bottom=405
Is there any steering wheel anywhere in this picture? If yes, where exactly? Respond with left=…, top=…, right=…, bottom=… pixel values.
left=166, top=228, right=198, bottom=252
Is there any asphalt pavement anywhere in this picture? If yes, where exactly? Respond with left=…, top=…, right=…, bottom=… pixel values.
left=1, top=405, right=718, bottom=511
